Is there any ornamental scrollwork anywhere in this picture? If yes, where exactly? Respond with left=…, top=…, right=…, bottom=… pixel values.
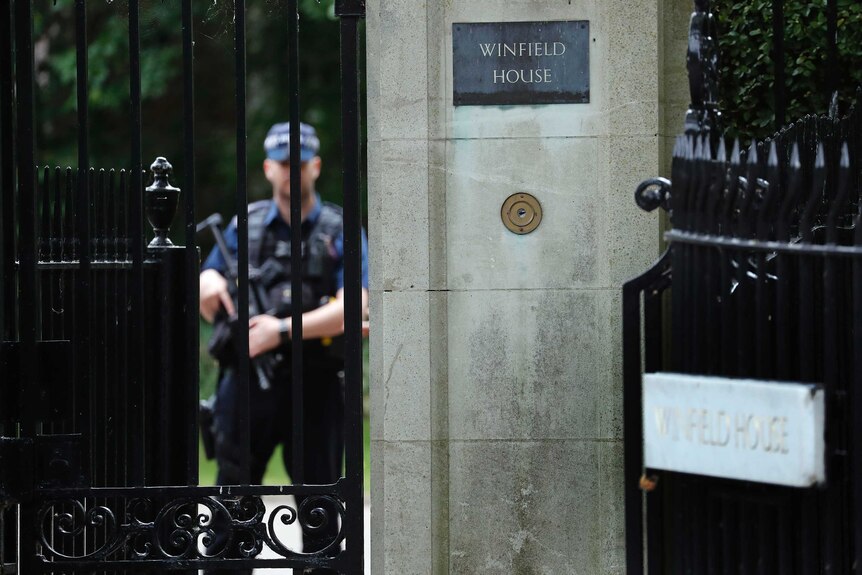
left=35, top=493, right=346, bottom=565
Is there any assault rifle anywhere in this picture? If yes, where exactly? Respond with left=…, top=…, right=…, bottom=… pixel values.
left=196, top=213, right=281, bottom=391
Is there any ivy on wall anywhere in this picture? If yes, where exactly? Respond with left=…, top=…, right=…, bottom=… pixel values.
left=711, top=0, right=862, bottom=140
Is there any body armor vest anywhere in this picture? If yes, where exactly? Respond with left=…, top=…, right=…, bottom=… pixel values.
left=241, top=199, right=344, bottom=364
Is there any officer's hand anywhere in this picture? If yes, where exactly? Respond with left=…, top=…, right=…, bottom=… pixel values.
left=249, top=315, right=281, bottom=358
left=200, top=269, right=235, bottom=322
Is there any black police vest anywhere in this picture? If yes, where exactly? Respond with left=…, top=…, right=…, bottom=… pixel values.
left=244, top=199, right=345, bottom=363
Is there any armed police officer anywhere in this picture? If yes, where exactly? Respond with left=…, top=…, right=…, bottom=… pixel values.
left=199, top=121, right=369, bottom=569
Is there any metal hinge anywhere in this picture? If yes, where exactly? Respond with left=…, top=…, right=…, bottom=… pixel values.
left=335, top=0, right=365, bottom=17
left=0, top=435, right=88, bottom=505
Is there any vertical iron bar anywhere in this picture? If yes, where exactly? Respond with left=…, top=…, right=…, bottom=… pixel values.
left=739, top=499, right=753, bottom=575
left=15, top=0, right=37, bottom=421
left=706, top=493, right=719, bottom=575
left=128, top=0, right=146, bottom=486
left=754, top=144, right=775, bottom=379
left=234, top=0, right=251, bottom=485
left=820, top=143, right=849, bottom=575
left=39, top=167, right=49, bottom=261
left=737, top=145, right=760, bottom=378
left=692, top=147, right=708, bottom=575
left=691, top=476, right=705, bottom=573
left=622, top=278, right=645, bottom=574
left=822, top=256, right=840, bottom=574
left=721, top=497, right=736, bottom=575
left=776, top=506, right=791, bottom=575
left=757, top=504, right=775, bottom=575
left=52, top=167, right=62, bottom=261
left=107, top=168, right=117, bottom=489
left=287, top=0, right=305, bottom=487
left=772, top=0, right=785, bottom=131
left=181, top=0, right=199, bottom=486
left=65, top=168, right=75, bottom=263
left=775, top=145, right=800, bottom=380
left=51, top=168, right=62, bottom=340
left=826, top=0, right=838, bottom=105
left=74, top=0, right=92, bottom=447
left=340, top=9, right=364, bottom=571
left=622, top=251, right=670, bottom=574
left=94, top=169, right=107, bottom=489
left=14, top=2, right=38, bottom=574
left=0, top=0, right=14, bottom=342
left=118, top=169, right=130, bottom=489
left=38, top=168, right=49, bottom=340
left=798, top=142, right=821, bottom=573
left=679, top=480, right=692, bottom=573
left=853, top=210, right=862, bottom=573
left=644, top=285, right=665, bottom=575
left=85, top=165, right=95, bottom=493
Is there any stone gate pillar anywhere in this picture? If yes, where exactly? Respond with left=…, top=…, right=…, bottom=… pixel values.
left=367, top=1, right=690, bottom=572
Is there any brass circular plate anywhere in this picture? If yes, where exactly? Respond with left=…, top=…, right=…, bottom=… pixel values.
left=501, top=193, right=542, bottom=235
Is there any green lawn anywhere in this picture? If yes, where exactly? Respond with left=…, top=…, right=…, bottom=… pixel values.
left=198, top=320, right=371, bottom=491
left=197, top=415, right=370, bottom=490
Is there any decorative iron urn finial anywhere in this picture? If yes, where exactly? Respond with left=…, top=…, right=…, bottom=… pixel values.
left=145, top=157, right=180, bottom=247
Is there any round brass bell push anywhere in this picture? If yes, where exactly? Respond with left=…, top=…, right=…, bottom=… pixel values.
left=501, top=193, right=542, bottom=235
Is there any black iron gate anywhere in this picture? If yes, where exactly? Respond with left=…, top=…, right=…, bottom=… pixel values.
left=625, top=1, right=862, bottom=573
left=0, top=1, right=366, bottom=573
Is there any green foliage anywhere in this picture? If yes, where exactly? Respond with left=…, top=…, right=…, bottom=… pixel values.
left=712, top=0, right=862, bottom=140
left=31, top=0, right=359, bottom=248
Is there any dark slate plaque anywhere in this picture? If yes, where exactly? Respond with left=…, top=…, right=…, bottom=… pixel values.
left=452, top=21, right=590, bottom=106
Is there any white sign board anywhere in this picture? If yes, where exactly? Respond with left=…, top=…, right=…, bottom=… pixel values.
left=643, top=373, right=825, bottom=487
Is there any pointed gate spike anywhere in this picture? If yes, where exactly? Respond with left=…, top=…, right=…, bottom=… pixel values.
left=673, top=135, right=685, bottom=158
left=716, top=137, right=727, bottom=162
left=790, top=143, right=801, bottom=170
left=768, top=141, right=779, bottom=167
left=815, top=143, right=826, bottom=169
left=747, top=141, right=759, bottom=165
left=731, top=139, right=741, bottom=165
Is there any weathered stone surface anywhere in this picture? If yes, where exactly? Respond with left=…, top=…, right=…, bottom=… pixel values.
left=447, top=289, right=618, bottom=441
left=369, top=139, right=431, bottom=292
left=367, top=0, right=429, bottom=141
left=370, top=291, right=431, bottom=442
left=371, top=440, right=433, bottom=575
left=448, top=439, right=623, bottom=574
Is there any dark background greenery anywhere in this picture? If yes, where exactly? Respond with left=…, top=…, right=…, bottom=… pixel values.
left=713, top=0, right=862, bottom=141
left=32, top=0, right=362, bottom=253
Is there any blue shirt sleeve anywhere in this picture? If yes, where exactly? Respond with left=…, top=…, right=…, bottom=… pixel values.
left=333, top=228, right=370, bottom=291
left=201, top=219, right=239, bottom=275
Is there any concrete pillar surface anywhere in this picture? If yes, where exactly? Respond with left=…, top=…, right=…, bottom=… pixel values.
left=367, top=1, right=690, bottom=573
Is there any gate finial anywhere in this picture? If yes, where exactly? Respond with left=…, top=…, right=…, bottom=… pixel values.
left=685, top=0, right=721, bottom=136
left=145, top=157, right=181, bottom=248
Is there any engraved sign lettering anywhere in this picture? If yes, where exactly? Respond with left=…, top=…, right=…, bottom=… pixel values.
left=643, top=373, right=825, bottom=487
left=452, top=21, right=590, bottom=106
